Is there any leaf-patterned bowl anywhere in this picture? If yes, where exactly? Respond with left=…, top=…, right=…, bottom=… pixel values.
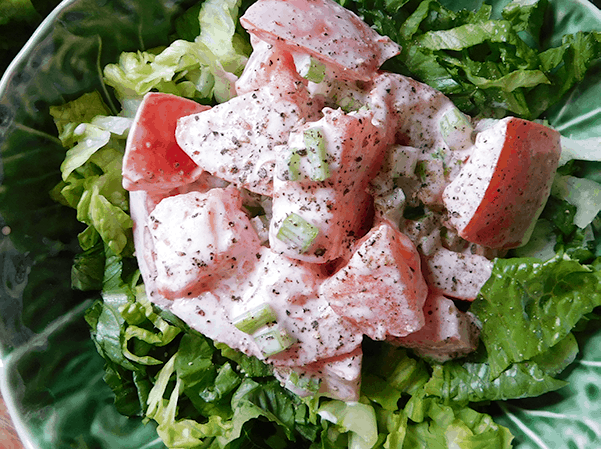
left=0, top=0, right=600, bottom=448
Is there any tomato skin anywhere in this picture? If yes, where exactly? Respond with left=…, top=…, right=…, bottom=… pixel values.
left=123, top=92, right=210, bottom=192
left=443, top=117, right=561, bottom=249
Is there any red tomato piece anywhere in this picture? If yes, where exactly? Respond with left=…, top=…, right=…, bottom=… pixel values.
left=148, top=187, right=262, bottom=299
left=443, top=117, right=561, bottom=249
left=319, top=221, right=428, bottom=340
left=123, top=92, right=210, bottom=192
left=422, top=247, right=493, bottom=301
left=390, top=291, right=480, bottom=363
left=240, top=0, right=400, bottom=81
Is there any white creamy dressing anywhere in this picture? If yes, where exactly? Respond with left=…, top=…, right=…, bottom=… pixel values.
left=175, top=88, right=305, bottom=196
left=269, top=107, right=387, bottom=263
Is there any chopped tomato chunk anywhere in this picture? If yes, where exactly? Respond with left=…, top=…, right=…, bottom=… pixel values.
left=319, top=221, right=428, bottom=340
left=123, top=92, right=210, bottom=192
left=148, top=186, right=261, bottom=299
left=443, top=117, right=561, bottom=249
left=391, top=291, right=481, bottom=362
left=240, top=0, right=400, bottom=81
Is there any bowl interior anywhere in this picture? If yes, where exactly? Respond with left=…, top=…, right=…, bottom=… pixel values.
left=1, top=0, right=601, bottom=448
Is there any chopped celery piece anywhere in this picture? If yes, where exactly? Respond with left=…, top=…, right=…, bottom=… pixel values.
left=439, top=107, right=474, bottom=151
left=303, top=128, right=331, bottom=182
left=282, top=149, right=302, bottom=181
left=232, top=303, right=277, bottom=335
left=338, top=96, right=359, bottom=113
left=276, top=213, right=319, bottom=253
left=287, top=371, right=321, bottom=394
left=298, top=56, right=326, bottom=83
left=375, top=188, right=406, bottom=226
left=254, top=324, right=296, bottom=357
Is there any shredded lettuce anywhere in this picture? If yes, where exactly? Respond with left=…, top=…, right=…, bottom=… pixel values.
left=103, top=0, right=250, bottom=106
left=86, top=287, right=322, bottom=449
left=338, top=0, right=601, bottom=120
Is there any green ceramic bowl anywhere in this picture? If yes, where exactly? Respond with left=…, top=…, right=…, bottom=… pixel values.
left=1, top=1, right=601, bottom=448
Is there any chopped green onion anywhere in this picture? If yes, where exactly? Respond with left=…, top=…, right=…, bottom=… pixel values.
left=254, top=324, right=296, bottom=357
left=232, top=303, right=278, bottom=335
left=298, top=56, right=326, bottom=83
left=338, top=96, right=359, bottom=113
left=276, top=213, right=319, bottom=253
left=439, top=107, right=474, bottom=151
left=283, top=149, right=302, bottom=181
left=303, top=128, right=331, bottom=181
left=286, top=370, right=321, bottom=394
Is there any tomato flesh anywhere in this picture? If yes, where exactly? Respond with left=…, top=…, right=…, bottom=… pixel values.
left=123, top=92, right=210, bottom=192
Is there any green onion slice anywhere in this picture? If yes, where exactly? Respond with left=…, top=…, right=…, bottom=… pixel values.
left=439, top=107, right=474, bottom=151
left=303, top=128, right=331, bottom=181
left=298, top=56, right=326, bottom=83
left=283, top=149, right=302, bottom=181
left=232, top=303, right=277, bottom=335
left=254, top=324, right=297, bottom=357
left=276, top=213, right=319, bottom=253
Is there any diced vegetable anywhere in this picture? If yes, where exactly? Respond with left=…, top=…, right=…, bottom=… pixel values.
left=439, top=106, right=474, bottom=151
left=296, top=54, right=327, bottom=83
left=232, top=303, right=278, bottom=334
left=253, top=323, right=297, bottom=357
left=147, top=187, right=261, bottom=298
left=122, top=92, right=209, bottom=192
left=280, top=128, right=331, bottom=182
left=240, top=0, right=400, bottom=81
left=319, top=222, right=428, bottom=340
left=303, top=128, right=331, bottom=181
left=422, top=247, right=493, bottom=301
left=443, top=117, right=562, bottom=249
left=276, top=212, right=320, bottom=254
left=392, top=292, right=481, bottom=363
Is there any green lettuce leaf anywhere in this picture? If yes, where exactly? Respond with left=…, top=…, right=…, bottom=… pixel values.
left=423, top=334, right=577, bottom=405
left=337, top=0, right=601, bottom=119
left=103, top=0, right=250, bottom=106
left=49, top=91, right=112, bottom=144
left=402, top=397, right=514, bottom=449
left=471, top=255, right=601, bottom=378
left=360, top=341, right=431, bottom=411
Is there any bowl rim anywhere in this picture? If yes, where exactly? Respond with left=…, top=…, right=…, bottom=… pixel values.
left=0, top=0, right=78, bottom=98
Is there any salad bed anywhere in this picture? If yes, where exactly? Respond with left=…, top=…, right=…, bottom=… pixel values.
left=1, top=0, right=601, bottom=448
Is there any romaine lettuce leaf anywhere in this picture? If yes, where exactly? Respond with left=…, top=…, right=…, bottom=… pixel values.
left=402, top=397, right=514, bottom=449
left=85, top=264, right=321, bottom=448
left=42, top=1, right=601, bottom=448
left=423, top=334, right=577, bottom=405
left=471, top=255, right=601, bottom=378
left=336, top=0, right=601, bottom=119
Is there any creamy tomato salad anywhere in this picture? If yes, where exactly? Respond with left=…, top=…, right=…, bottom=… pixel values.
left=121, top=0, right=561, bottom=401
